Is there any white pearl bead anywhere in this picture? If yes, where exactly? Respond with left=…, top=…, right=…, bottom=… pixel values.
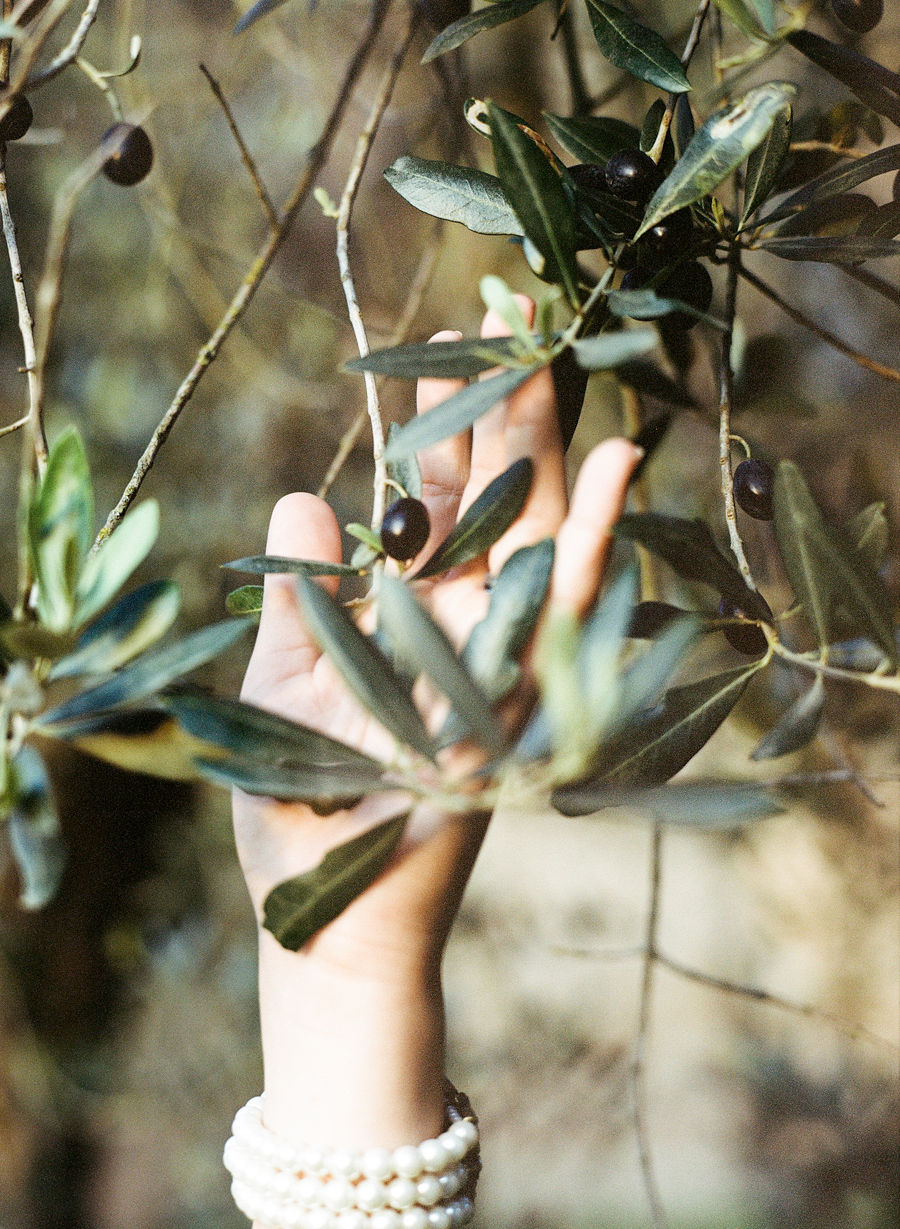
left=387, top=1177, right=418, bottom=1210
left=372, top=1211, right=401, bottom=1229
left=428, top=1207, right=451, bottom=1229
left=392, top=1144, right=424, bottom=1179
left=261, top=1196, right=282, bottom=1226
left=303, top=1146, right=328, bottom=1175
left=401, top=1208, right=428, bottom=1229
left=449, top=1120, right=477, bottom=1149
left=330, top=1148, right=361, bottom=1180
left=357, top=1178, right=389, bottom=1211
left=438, top=1171, right=459, bottom=1198
left=337, top=1212, right=368, bottom=1229
left=297, top=1175, right=325, bottom=1205
left=303, top=1208, right=333, bottom=1229
left=458, top=1197, right=474, bottom=1224
left=446, top=1201, right=464, bottom=1227
left=272, top=1169, right=292, bottom=1197
left=324, top=1178, right=355, bottom=1211
left=362, top=1146, right=394, bottom=1180
left=282, top=1207, right=305, bottom=1229
left=418, top=1139, right=450, bottom=1173
left=438, top=1132, right=466, bottom=1163
left=415, top=1176, right=442, bottom=1206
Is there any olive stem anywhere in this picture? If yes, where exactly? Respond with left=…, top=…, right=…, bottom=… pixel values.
left=74, top=54, right=123, bottom=121
left=647, top=0, right=711, bottom=163
left=769, top=641, right=900, bottom=693
left=24, top=0, right=101, bottom=89
left=94, top=0, right=396, bottom=550
left=4, top=0, right=81, bottom=98
left=199, top=63, right=279, bottom=232
left=335, top=0, right=419, bottom=534
left=718, top=245, right=757, bottom=590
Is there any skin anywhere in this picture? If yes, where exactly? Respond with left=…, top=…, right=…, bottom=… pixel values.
left=232, top=298, right=642, bottom=1205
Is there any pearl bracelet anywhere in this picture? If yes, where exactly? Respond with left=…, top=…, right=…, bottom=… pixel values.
left=224, top=1089, right=480, bottom=1229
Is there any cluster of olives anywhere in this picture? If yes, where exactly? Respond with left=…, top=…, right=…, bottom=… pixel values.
left=831, top=0, right=883, bottom=34
left=101, top=122, right=154, bottom=186
left=380, top=497, right=430, bottom=562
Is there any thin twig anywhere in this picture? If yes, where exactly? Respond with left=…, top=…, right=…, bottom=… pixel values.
left=199, top=63, right=279, bottom=231
left=649, top=0, right=711, bottom=162
left=93, top=0, right=396, bottom=551
left=719, top=245, right=757, bottom=589
left=770, top=640, right=900, bottom=692
left=739, top=264, right=900, bottom=384
left=0, top=413, right=27, bottom=437
left=335, top=0, right=419, bottom=534
left=4, top=0, right=76, bottom=100
left=24, top=0, right=100, bottom=89
left=657, top=952, right=899, bottom=1056
left=0, top=152, right=44, bottom=468
left=631, top=824, right=668, bottom=1229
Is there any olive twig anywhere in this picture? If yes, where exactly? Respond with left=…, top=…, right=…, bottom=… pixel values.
left=199, top=64, right=279, bottom=232
left=4, top=0, right=77, bottom=99
left=769, top=641, right=900, bottom=693
left=335, top=0, right=419, bottom=535
left=718, top=244, right=758, bottom=590
left=647, top=0, right=711, bottom=163
left=93, top=0, right=396, bottom=551
left=24, top=0, right=100, bottom=89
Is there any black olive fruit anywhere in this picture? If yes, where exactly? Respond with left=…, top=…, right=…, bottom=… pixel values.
left=831, top=0, right=883, bottom=34
left=101, top=123, right=154, bottom=186
left=0, top=95, right=33, bottom=143
left=603, top=148, right=664, bottom=204
left=733, top=457, right=775, bottom=520
left=380, top=497, right=431, bottom=561
left=718, top=597, right=768, bottom=656
left=638, top=208, right=694, bottom=266
left=656, top=261, right=714, bottom=330
left=567, top=163, right=608, bottom=195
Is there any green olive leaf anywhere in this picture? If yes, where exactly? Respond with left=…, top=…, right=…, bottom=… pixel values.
left=223, top=555, right=367, bottom=577
left=571, top=328, right=658, bottom=368
left=740, top=101, right=792, bottom=227
left=750, top=675, right=825, bottom=761
left=606, top=288, right=724, bottom=329
left=583, top=0, right=691, bottom=94
left=263, top=815, right=409, bottom=951
left=421, top=0, right=546, bottom=62
left=857, top=202, right=900, bottom=241
left=757, top=236, right=900, bottom=263
left=615, top=361, right=697, bottom=408
left=415, top=457, right=534, bottom=579
left=74, top=499, right=160, bottom=627
left=761, top=144, right=900, bottom=225
left=386, top=425, right=422, bottom=501
left=614, top=512, right=773, bottom=625
left=710, top=0, right=770, bottom=42
left=552, top=778, right=783, bottom=823
left=29, top=426, right=95, bottom=633
left=295, top=573, right=437, bottom=761
left=787, top=32, right=900, bottom=129
left=542, top=112, right=641, bottom=164
left=7, top=746, right=65, bottom=910
left=383, top=156, right=524, bottom=236
left=635, top=83, right=797, bottom=239
left=846, top=502, right=889, bottom=574
left=51, top=579, right=181, bottom=679
left=225, top=584, right=265, bottom=616
left=346, top=336, right=524, bottom=380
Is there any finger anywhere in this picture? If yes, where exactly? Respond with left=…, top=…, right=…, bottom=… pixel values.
left=243, top=492, right=343, bottom=694
left=551, top=438, right=643, bottom=618
left=414, top=330, right=471, bottom=554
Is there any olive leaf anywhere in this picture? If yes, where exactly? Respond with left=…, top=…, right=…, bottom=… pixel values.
left=787, top=32, right=900, bottom=129
left=615, top=361, right=697, bottom=408
left=846, top=502, right=888, bottom=574
left=761, top=144, right=900, bottom=225
left=542, top=112, right=641, bottom=164
left=751, top=675, right=825, bottom=761
left=224, top=555, right=367, bottom=577
left=740, top=101, right=792, bottom=227
left=857, top=202, right=900, bottom=241
left=386, top=424, right=422, bottom=501
left=51, top=579, right=181, bottom=679
left=571, top=328, right=658, bottom=369
left=42, top=709, right=211, bottom=781
left=635, top=83, right=797, bottom=239
left=616, top=613, right=699, bottom=731
left=384, top=157, right=524, bottom=236
left=614, top=512, right=773, bottom=624
left=263, top=815, right=408, bottom=951
left=421, top=0, right=546, bottom=62
left=710, top=0, right=771, bottom=43
left=28, top=426, right=94, bottom=633
left=226, top=585, right=264, bottom=616
left=487, top=102, right=580, bottom=304
left=346, top=336, right=523, bottom=380
left=552, top=778, right=783, bottom=823
left=383, top=366, right=539, bottom=460
left=7, top=746, right=65, bottom=910
left=377, top=575, right=505, bottom=756
left=583, top=0, right=691, bottom=94
left=480, top=276, right=538, bottom=350
left=606, top=288, right=723, bottom=328
left=74, top=499, right=160, bottom=627
left=415, top=457, right=533, bottom=579
left=295, top=573, right=437, bottom=761
left=757, top=236, right=900, bottom=263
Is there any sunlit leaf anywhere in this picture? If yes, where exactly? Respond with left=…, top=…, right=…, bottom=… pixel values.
left=552, top=778, right=783, bottom=823
left=74, top=499, right=160, bottom=627
left=263, top=814, right=408, bottom=950
left=615, top=512, right=773, bottom=624
left=295, top=574, right=436, bottom=760
left=480, top=276, right=537, bottom=349
left=29, top=427, right=94, bottom=632
left=571, top=328, right=657, bottom=368
left=422, top=0, right=545, bottom=62
left=846, top=502, right=888, bottom=574
left=415, top=458, right=534, bottom=579
left=635, top=83, right=797, bottom=239
left=757, top=235, right=900, bottom=262
left=751, top=675, right=825, bottom=760
left=38, top=618, right=253, bottom=726
left=52, top=580, right=181, bottom=678
left=226, top=585, right=265, bottom=616
left=488, top=102, right=580, bottom=304
left=384, top=366, right=538, bottom=461
left=7, top=746, right=65, bottom=910
left=761, top=144, right=900, bottom=225
left=378, top=575, right=505, bottom=756
left=0, top=623, right=74, bottom=661
left=710, top=0, right=770, bottom=41
left=346, top=336, right=523, bottom=380
left=577, top=661, right=764, bottom=787
left=787, top=32, right=900, bottom=129
left=583, top=0, right=691, bottom=93
left=223, top=555, right=366, bottom=577
left=741, top=101, right=792, bottom=227
left=543, top=112, right=640, bottom=164
left=194, top=754, right=383, bottom=806
left=384, top=156, right=524, bottom=235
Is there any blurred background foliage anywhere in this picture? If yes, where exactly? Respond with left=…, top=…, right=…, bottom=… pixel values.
left=0, top=0, right=896, bottom=1226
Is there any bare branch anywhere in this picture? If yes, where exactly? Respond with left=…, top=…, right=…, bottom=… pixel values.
left=24, top=0, right=100, bottom=89
left=93, top=0, right=396, bottom=551
left=719, top=246, right=757, bottom=591
left=0, top=413, right=27, bottom=437
left=4, top=0, right=78, bottom=100
left=199, top=63, right=279, bottom=232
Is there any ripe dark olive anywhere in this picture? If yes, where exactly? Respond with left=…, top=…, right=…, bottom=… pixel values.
left=0, top=95, right=33, bottom=143
left=638, top=208, right=694, bottom=266
left=718, top=597, right=768, bottom=657
left=567, top=163, right=608, bottom=195
left=101, top=123, right=154, bottom=186
left=733, top=458, right=775, bottom=520
left=603, top=148, right=664, bottom=204
left=830, top=0, right=883, bottom=34
left=656, top=261, right=713, bottom=330
left=380, top=497, right=430, bottom=561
